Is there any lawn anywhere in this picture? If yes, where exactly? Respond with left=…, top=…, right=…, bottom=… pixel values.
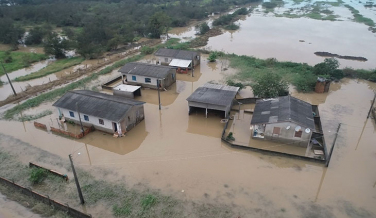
left=0, top=51, right=48, bottom=76
left=14, top=57, right=85, bottom=82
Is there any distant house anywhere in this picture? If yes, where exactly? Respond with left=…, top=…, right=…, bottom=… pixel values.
left=250, top=96, right=319, bottom=147
left=154, top=48, right=200, bottom=68
left=53, top=90, right=145, bottom=136
left=187, top=83, right=239, bottom=118
left=118, top=62, right=176, bottom=89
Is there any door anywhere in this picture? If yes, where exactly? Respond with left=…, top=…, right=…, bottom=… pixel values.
left=113, top=122, right=118, bottom=132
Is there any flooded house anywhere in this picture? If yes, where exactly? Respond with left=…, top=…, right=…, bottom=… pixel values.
left=250, top=96, right=322, bottom=147
left=118, top=62, right=176, bottom=89
left=154, top=48, right=200, bottom=69
left=187, top=83, right=240, bottom=118
left=53, top=90, right=145, bottom=136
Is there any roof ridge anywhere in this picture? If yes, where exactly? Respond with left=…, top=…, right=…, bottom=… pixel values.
left=70, top=90, right=143, bottom=106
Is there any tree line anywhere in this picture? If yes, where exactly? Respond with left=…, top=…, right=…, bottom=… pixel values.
left=0, top=0, right=260, bottom=58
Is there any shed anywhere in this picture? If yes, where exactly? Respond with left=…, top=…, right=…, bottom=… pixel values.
left=186, top=83, right=239, bottom=118
left=53, top=90, right=145, bottom=136
left=113, top=84, right=141, bottom=99
left=155, top=48, right=200, bottom=68
left=250, top=96, right=316, bottom=147
left=118, top=62, right=176, bottom=89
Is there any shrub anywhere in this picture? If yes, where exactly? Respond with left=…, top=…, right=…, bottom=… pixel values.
left=226, top=132, right=235, bottom=141
left=196, top=22, right=210, bottom=35
left=140, top=46, right=155, bottom=55
left=141, top=194, right=157, bottom=211
left=262, top=2, right=278, bottom=9
left=292, top=74, right=317, bottom=92
left=224, top=23, right=240, bottom=30
left=208, top=52, right=218, bottom=62
left=234, top=7, right=248, bottom=15
left=29, top=167, right=48, bottom=184
left=227, top=79, right=244, bottom=90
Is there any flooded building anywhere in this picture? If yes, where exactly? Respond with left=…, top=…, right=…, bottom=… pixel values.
left=187, top=83, right=239, bottom=118
left=53, top=90, right=145, bottom=136
left=118, top=62, right=176, bottom=89
left=154, top=48, right=200, bottom=68
left=250, top=96, right=318, bottom=147
left=113, top=84, right=142, bottom=99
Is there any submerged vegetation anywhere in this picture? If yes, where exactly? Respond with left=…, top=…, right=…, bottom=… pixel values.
left=18, top=110, right=53, bottom=122
left=345, top=4, right=375, bottom=27
left=14, top=57, right=85, bottom=81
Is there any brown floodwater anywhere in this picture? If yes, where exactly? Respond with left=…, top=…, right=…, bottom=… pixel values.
left=0, top=49, right=376, bottom=217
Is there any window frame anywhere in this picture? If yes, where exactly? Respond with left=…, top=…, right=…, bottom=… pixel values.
left=84, top=115, right=89, bottom=121
left=273, top=127, right=281, bottom=135
left=69, top=111, right=75, bottom=118
left=294, top=130, right=302, bottom=138
left=132, top=75, right=136, bottom=81
left=145, top=78, right=151, bottom=83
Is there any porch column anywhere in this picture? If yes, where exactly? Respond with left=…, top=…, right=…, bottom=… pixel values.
left=117, top=123, right=122, bottom=136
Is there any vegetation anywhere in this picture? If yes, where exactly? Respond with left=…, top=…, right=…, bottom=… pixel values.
left=313, top=58, right=344, bottom=80
left=43, top=32, right=71, bottom=59
left=18, top=110, right=53, bottom=122
left=212, top=7, right=249, bottom=26
left=208, top=52, right=218, bottom=62
left=251, top=72, right=289, bottom=98
left=226, top=79, right=244, bottom=90
left=224, top=23, right=240, bottom=30
left=226, top=132, right=235, bottom=141
left=0, top=79, right=3, bottom=86
left=14, top=57, right=85, bottom=81
left=29, top=167, right=48, bottom=184
left=140, top=46, right=155, bottom=55
left=345, top=4, right=375, bottom=27
left=4, top=54, right=144, bottom=120
left=196, top=22, right=210, bottom=35
left=0, top=51, right=48, bottom=76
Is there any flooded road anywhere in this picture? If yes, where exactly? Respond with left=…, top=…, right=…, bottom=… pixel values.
left=0, top=51, right=375, bottom=217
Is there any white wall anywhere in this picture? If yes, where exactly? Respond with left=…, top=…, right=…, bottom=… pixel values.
left=59, top=107, right=114, bottom=131
left=157, top=56, right=172, bottom=64
left=126, top=74, right=158, bottom=86
left=264, top=122, right=312, bottom=147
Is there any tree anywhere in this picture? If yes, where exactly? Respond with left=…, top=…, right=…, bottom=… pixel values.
left=43, top=32, right=69, bottom=58
left=251, top=72, right=289, bottom=98
left=148, top=12, right=171, bottom=38
left=25, top=26, right=49, bottom=45
left=196, top=22, right=210, bottom=35
left=0, top=18, right=24, bottom=47
left=313, top=58, right=343, bottom=79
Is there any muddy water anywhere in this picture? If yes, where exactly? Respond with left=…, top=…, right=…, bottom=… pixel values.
left=0, top=193, right=42, bottom=218
left=1, top=55, right=376, bottom=217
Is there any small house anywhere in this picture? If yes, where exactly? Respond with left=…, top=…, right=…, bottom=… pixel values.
left=53, top=90, right=145, bottom=136
left=250, top=96, right=316, bottom=147
left=154, top=48, right=200, bottom=68
left=187, top=83, right=239, bottom=118
left=118, top=62, right=176, bottom=89
left=113, top=84, right=141, bottom=99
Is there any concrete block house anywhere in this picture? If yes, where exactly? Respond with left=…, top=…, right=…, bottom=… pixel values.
left=118, top=62, right=176, bottom=89
left=53, top=90, right=145, bottom=136
left=154, top=48, right=200, bottom=68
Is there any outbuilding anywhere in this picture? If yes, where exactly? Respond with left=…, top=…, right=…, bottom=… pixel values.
left=186, top=83, right=239, bottom=118
left=154, top=48, right=200, bottom=68
left=113, top=84, right=141, bottom=99
left=250, top=96, right=316, bottom=147
left=118, top=62, right=176, bottom=89
left=53, top=90, right=145, bottom=136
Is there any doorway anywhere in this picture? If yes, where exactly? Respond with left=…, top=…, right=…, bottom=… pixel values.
left=113, top=122, right=118, bottom=132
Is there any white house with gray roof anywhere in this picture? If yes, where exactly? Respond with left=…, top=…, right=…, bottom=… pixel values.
left=186, top=83, right=239, bottom=118
left=250, top=96, right=316, bottom=147
left=118, top=62, right=176, bottom=89
left=53, top=90, right=145, bottom=136
left=154, top=48, right=200, bottom=68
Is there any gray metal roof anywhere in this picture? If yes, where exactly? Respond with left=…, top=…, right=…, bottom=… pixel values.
left=155, top=48, right=199, bottom=60
left=118, top=62, right=173, bottom=78
left=52, top=90, right=145, bottom=122
left=250, top=96, right=315, bottom=129
left=186, top=83, right=239, bottom=107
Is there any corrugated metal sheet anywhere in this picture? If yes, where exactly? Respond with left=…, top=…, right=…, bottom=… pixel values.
left=52, top=90, right=145, bottom=122
left=186, top=83, right=239, bottom=107
left=155, top=48, right=199, bottom=60
left=118, top=62, right=173, bottom=78
left=169, top=59, right=191, bottom=68
left=250, top=96, right=315, bottom=129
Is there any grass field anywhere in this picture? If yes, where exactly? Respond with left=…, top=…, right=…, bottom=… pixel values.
left=14, top=57, right=85, bottom=82
left=0, top=51, right=48, bottom=76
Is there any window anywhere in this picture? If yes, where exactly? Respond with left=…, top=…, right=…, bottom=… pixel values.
left=69, top=111, right=74, bottom=118
left=273, top=127, right=280, bottom=135
left=132, top=75, right=136, bottom=81
left=99, top=119, right=104, bottom=125
left=84, top=115, right=89, bottom=121
left=145, top=78, right=151, bottom=83
left=294, top=130, right=302, bottom=138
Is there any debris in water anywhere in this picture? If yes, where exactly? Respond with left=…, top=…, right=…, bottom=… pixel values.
left=314, top=52, right=368, bottom=62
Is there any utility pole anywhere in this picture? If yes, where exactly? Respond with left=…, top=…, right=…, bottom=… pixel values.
left=366, top=91, right=376, bottom=118
left=191, top=55, right=194, bottom=77
left=1, top=61, right=17, bottom=96
left=325, top=123, right=341, bottom=167
left=157, top=79, right=161, bottom=110
left=76, top=102, right=84, bottom=134
left=69, top=154, right=85, bottom=204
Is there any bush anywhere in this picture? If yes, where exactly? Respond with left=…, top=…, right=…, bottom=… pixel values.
left=226, top=132, right=235, bottom=141
left=262, top=2, right=278, bottom=9
left=213, top=14, right=235, bottom=26
left=292, top=74, right=317, bottom=92
left=208, top=52, right=218, bottom=62
left=251, top=72, right=288, bottom=98
left=140, top=46, right=155, bottom=55
left=29, top=167, right=48, bottom=184
left=196, top=22, right=210, bottom=35
left=234, top=7, right=248, bottom=15
left=224, top=23, right=240, bottom=30
left=227, top=79, right=244, bottom=90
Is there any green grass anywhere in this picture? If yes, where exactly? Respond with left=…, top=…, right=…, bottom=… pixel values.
left=4, top=54, right=144, bottom=120
left=14, top=57, right=85, bottom=82
left=18, top=110, right=53, bottom=122
left=0, top=51, right=48, bottom=76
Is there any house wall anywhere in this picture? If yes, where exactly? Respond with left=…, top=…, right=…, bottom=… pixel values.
left=119, top=105, right=145, bottom=132
left=263, top=122, right=312, bottom=147
left=58, top=108, right=115, bottom=133
left=157, top=54, right=201, bottom=67
left=188, top=101, right=228, bottom=116
left=113, top=89, right=135, bottom=98
left=124, top=70, right=176, bottom=89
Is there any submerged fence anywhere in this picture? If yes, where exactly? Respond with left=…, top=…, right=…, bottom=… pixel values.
left=0, top=176, right=91, bottom=218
